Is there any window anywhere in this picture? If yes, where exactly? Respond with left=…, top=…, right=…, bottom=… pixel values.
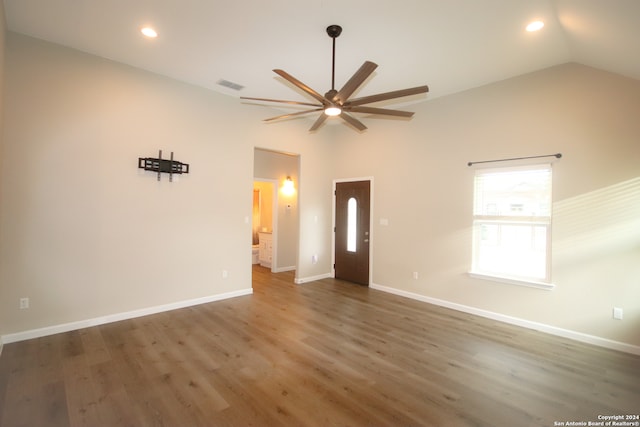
left=471, top=164, right=553, bottom=287
left=347, top=197, right=357, bottom=252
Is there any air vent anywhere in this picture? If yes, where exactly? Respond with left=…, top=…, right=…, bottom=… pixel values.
left=216, top=79, right=244, bottom=91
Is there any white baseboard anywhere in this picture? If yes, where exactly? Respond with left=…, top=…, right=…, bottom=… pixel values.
left=1, top=288, right=253, bottom=345
left=273, top=265, right=296, bottom=273
left=370, top=282, right=640, bottom=356
left=295, top=272, right=333, bottom=284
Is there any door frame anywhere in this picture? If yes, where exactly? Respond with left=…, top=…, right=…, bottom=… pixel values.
left=332, top=177, right=374, bottom=285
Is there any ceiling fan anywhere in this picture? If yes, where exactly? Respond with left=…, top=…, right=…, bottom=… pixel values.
left=241, top=25, right=429, bottom=131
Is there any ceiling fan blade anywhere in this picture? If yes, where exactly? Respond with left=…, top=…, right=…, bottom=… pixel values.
left=264, top=108, right=324, bottom=122
left=273, top=69, right=328, bottom=104
left=340, top=111, right=367, bottom=131
left=240, top=96, right=322, bottom=108
left=347, top=106, right=415, bottom=117
left=309, top=113, right=328, bottom=131
left=344, top=85, right=429, bottom=107
left=333, top=61, right=378, bottom=104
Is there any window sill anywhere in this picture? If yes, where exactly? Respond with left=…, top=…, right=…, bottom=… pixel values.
left=468, top=272, right=555, bottom=290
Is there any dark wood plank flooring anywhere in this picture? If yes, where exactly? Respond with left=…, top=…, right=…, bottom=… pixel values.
left=1, top=265, right=639, bottom=426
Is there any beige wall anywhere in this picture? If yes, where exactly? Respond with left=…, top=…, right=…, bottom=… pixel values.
left=330, top=63, right=640, bottom=348
left=0, top=2, right=5, bottom=354
left=0, top=0, right=5, bottom=226
left=0, top=33, right=333, bottom=338
left=1, top=31, right=638, bottom=352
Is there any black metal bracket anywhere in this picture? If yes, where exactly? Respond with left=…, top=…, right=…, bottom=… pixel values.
left=138, top=150, right=189, bottom=182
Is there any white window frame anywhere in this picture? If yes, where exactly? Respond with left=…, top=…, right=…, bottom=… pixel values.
left=470, top=164, right=555, bottom=290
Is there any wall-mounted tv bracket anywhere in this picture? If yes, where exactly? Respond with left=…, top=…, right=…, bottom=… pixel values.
left=138, top=150, right=189, bottom=182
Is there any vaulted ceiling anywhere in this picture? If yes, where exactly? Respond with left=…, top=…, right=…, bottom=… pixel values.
left=4, top=0, right=640, bottom=107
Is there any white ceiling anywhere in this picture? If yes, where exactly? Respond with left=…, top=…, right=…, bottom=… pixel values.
left=4, top=0, right=640, bottom=106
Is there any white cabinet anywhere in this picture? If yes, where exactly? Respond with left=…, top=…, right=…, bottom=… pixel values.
left=258, top=232, right=273, bottom=268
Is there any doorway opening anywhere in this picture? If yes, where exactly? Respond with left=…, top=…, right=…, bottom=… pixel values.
left=252, top=148, right=300, bottom=284
left=252, top=179, right=277, bottom=270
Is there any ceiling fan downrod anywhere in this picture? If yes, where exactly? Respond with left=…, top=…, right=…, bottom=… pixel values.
left=326, top=25, right=342, bottom=98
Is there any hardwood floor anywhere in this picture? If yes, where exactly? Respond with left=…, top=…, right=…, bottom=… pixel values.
left=1, top=266, right=639, bottom=426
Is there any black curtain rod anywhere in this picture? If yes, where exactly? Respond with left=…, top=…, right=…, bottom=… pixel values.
left=467, top=153, right=562, bottom=167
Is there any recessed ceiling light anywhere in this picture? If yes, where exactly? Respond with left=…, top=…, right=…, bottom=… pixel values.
left=141, top=27, right=158, bottom=38
left=526, top=21, right=544, bottom=32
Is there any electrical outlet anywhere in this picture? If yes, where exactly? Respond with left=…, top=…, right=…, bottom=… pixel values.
left=613, top=307, right=623, bottom=320
left=222, top=270, right=229, bottom=279
left=312, top=254, right=318, bottom=264
left=413, top=272, right=419, bottom=280
left=20, top=297, right=29, bottom=309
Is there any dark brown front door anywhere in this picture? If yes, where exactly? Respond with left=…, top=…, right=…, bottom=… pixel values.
left=335, top=180, right=370, bottom=285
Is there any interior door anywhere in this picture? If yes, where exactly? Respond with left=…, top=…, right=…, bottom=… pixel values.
left=335, top=180, right=370, bottom=285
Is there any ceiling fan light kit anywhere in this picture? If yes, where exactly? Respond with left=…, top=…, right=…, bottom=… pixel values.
left=324, top=106, right=342, bottom=116
left=241, top=25, right=429, bottom=131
